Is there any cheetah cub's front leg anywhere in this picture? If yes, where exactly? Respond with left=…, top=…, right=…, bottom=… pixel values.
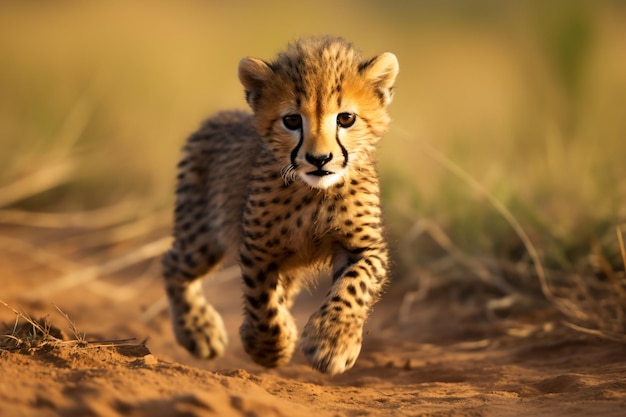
left=301, top=247, right=389, bottom=375
left=238, top=258, right=300, bottom=368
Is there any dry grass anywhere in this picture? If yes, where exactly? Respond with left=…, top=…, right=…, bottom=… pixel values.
left=0, top=300, right=67, bottom=352
left=395, top=129, right=626, bottom=343
left=0, top=300, right=139, bottom=353
left=556, top=227, right=626, bottom=342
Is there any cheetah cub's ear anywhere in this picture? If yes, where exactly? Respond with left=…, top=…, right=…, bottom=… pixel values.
left=238, top=57, right=273, bottom=108
left=361, top=52, right=399, bottom=106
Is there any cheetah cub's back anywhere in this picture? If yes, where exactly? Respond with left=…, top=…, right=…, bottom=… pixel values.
left=162, top=36, right=398, bottom=375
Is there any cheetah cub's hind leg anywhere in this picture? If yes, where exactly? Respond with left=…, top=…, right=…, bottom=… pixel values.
left=161, top=162, right=229, bottom=359
left=163, top=277, right=228, bottom=359
left=162, top=237, right=228, bottom=359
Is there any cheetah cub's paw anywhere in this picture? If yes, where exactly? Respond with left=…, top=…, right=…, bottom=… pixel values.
left=300, top=310, right=365, bottom=375
left=239, top=308, right=298, bottom=368
left=173, top=303, right=228, bottom=359
left=167, top=281, right=228, bottom=359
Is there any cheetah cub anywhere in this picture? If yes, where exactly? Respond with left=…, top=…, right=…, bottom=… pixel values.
left=162, top=36, right=398, bottom=375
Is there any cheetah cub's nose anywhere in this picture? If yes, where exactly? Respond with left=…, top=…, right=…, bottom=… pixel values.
left=306, top=152, right=333, bottom=168
left=306, top=153, right=333, bottom=176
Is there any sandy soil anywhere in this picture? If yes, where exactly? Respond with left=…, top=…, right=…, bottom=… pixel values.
left=1, top=227, right=625, bottom=417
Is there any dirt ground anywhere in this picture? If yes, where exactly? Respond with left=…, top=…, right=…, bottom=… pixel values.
left=1, top=226, right=625, bottom=417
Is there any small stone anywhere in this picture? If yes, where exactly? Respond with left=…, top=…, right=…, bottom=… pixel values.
left=142, top=354, right=158, bottom=365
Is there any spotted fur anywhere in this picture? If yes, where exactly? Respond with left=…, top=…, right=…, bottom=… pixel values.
left=161, top=36, right=398, bottom=375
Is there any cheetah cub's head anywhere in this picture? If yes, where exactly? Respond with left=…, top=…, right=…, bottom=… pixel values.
left=238, top=36, right=399, bottom=189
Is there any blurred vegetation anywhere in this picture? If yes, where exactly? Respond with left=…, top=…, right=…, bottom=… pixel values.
left=0, top=0, right=624, bottom=286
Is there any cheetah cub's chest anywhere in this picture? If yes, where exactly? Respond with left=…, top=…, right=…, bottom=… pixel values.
left=161, top=36, right=398, bottom=375
left=242, top=171, right=380, bottom=264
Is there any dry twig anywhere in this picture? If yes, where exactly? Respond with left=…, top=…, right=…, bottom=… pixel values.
left=53, top=302, right=85, bottom=343
left=618, top=226, right=626, bottom=272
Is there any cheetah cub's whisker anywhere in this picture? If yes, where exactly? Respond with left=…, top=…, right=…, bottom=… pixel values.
left=161, top=36, right=398, bottom=374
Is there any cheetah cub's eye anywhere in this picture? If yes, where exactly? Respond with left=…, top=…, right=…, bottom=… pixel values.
left=337, top=112, right=356, bottom=128
left=283, top=114, right=303, bottom=131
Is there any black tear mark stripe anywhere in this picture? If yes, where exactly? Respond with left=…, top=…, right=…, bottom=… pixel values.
left=290, top=129, right=304, bottom=168
left=335, top=126, right=349, bottom=168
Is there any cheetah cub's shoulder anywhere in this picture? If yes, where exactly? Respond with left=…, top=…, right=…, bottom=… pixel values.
left=161, top=36, right=398, bottom=375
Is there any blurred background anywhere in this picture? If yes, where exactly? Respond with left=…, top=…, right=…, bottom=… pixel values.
left=1, top=1, right=625, bottom=338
